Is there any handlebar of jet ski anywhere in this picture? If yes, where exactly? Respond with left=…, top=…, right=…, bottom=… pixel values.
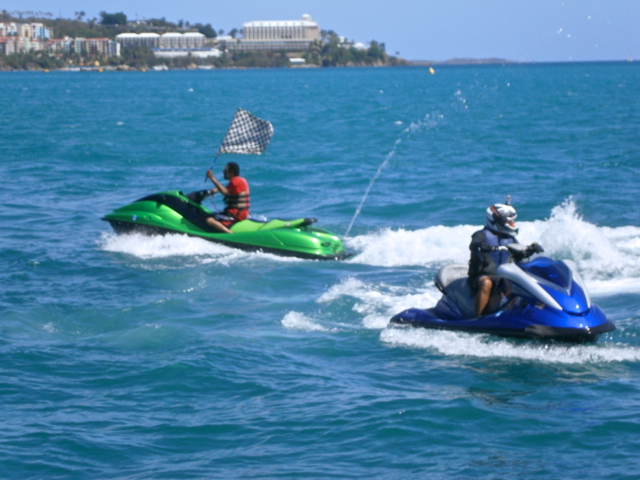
left=500, top=243, right=543, bottom=260
left=480, top=244, right=542, bottom=260
left=490, top=245, right=525, bottom=262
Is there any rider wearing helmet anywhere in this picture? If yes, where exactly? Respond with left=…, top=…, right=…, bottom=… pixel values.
left=468, top=199, right=541, bottom=316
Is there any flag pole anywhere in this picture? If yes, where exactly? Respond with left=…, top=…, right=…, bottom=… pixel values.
left=204, top=152, right=221, bottom=182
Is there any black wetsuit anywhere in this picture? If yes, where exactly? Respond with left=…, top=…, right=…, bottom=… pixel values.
left=468, top=227, right=516, bottom=292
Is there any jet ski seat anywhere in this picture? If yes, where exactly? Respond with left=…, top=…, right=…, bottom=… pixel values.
left=434, top=264, right=476, bottom=320
left=435, top=264, right=468, bottom=292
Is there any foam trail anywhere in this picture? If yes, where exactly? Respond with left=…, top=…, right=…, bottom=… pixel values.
left=346, top=224, right=477, bottom=267
left=533, top=199, right=640, bottom=285
left=318, top=277, right=441, bottom=329
left=381, top=328, right=640, bottom=364
left=100, top=232, right=231, bottom=259
left=344, top=199, right=640, bottom=298
left=98, top=232, right=303, bottom=265
left=281, top=312, right=335, bottom=332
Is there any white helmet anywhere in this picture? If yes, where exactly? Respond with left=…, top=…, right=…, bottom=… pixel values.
left=485, top=203, right=518, bottom=235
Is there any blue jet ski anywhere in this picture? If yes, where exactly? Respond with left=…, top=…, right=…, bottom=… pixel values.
left=390, top=244, right=615, bottom=342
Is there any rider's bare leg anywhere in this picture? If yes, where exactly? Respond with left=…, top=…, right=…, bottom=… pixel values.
left=206, top=217, right=232, bottom=234
left=475, top=276, right=493, bottom=317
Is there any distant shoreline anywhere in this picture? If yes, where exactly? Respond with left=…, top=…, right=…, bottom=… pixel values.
left=0, top=58, right=634, bottom=73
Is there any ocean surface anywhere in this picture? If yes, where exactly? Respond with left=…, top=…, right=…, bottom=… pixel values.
left=1, top=63, right=640, bottom=479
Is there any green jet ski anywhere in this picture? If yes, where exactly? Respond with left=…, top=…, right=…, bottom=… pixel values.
left=102, top=189, right=350, bottom=260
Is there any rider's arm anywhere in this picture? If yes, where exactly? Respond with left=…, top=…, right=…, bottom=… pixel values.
left=470, top=231, right=488, bottom=253
left=206, top=170, right=229, bottom=196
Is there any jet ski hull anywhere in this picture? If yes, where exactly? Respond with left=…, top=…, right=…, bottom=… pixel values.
left=102, top=190, right=350, bottom=261
left=390, top=302, right=615, bottom=343
left=390, top=255, right=615, bottom=343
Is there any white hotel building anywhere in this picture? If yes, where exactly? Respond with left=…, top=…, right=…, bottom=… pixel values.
left=115, top=32, right=220, bottom=58
left=225, top=14, right=320, bottom=51
left=116, top=32, right=207, bottom=49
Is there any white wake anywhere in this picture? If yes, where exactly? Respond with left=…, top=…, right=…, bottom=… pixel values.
left=345, top=199, right=640, bottom=297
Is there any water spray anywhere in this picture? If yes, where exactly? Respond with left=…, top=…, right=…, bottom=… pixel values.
left=345, top=120, right=427, bottom=236
left=345, top=138, right=402, bottom=236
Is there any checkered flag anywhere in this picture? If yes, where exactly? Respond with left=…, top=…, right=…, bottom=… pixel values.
left=217, top=108, right=274, bottom=155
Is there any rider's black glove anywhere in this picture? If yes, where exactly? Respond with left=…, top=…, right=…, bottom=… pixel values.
left=526, top=242, right=544, bottom=256
left=479, top=243, right=492, bottom=253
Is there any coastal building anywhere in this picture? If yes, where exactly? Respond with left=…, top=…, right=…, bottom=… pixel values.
left=0, top=22, right=17, bottom=36
left=116, top=32, right=160, bottom=48
left=0, top=22, right=118, bottom=57
left=152, top=48, right=220, bottom=59
left=0, top=36, right=43, bottom=54
left=46, top=38, right=71, bottom=53
left=0, top=34, right=119, bottom=56
left=0, top=22, right=52, bottom=40
left=77, top=38, right=120, bottom=57
left=115, top=31, right=217, bottom=58
left=0, top=36, right=24, bottom=54
left=115, top=32, right=206, bottom=49
left=223, top=14, right=320, bottom=52
left=160, top=32, right=205, bottom=49
left=31, top=23, right=52, bottom=40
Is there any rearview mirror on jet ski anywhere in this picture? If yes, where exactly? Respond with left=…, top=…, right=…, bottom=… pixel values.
left=184, top=189, right=215, bottom=204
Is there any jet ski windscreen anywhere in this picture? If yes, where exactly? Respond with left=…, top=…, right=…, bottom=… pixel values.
left=520, top=258, right=572, bottom=290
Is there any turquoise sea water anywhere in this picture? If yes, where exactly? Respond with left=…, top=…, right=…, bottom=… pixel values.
left=1, top=63, right=640, bottom=478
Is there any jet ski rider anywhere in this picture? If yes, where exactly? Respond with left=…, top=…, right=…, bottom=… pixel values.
left=205, top=162, right=250, bottom=234
left=468, top=199, right=543, bottom=317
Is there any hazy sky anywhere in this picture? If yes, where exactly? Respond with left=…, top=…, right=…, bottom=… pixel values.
left=4, top=0, right=639, bottom=61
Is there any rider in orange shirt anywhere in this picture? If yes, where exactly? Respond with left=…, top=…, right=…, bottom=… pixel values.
left=205, top=162, right=250, bottom=234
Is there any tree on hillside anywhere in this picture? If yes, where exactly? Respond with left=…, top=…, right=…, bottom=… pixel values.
left=321, top=29, right=340, bottom=42
left=100, top=11, right=127, bottom=26
left=147, top=17, right=175, bottom=28
left=228, top=28, right=238, bottom=38
left=196, top=23, right=216, bottom=38
left=366, top=40, right=386, bottom=62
